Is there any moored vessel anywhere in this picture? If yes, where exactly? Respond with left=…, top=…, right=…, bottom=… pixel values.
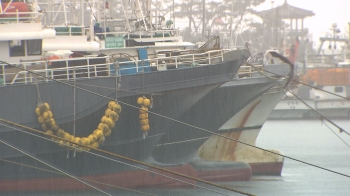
left=153, top=52, right=293, bottom=179
left=0, top=1, right=250, bottom=192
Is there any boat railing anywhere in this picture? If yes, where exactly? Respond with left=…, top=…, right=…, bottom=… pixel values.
left=1, top=49, right=228, bottom=86
left=0, top=10, right=41, bottom=23
left=45, top=26, right=86, bottom=36
left=238, top=64, right=264, bottom=77
left=95, top=28, right=180, bottom=41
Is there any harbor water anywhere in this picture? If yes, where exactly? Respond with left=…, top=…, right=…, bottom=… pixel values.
left=4, top=119, right=350, bottom=196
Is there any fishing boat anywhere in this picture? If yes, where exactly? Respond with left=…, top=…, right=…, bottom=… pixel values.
left=0, top=1, right=251, bottom=192
left=152, top=51, right=293, bottom=179
left=0, top=0, right=31, bottom=19
left=39, top=0, right=195, bottom=57
left=270, top=24, right=350, bottom=120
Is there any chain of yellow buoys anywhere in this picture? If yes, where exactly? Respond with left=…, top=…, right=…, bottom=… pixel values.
left=137, top=96, right=150, bottom=137
left=35, top=101, right=121, bottom=151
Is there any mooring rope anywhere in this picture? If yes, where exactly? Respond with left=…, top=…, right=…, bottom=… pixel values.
left=0, top=119, right=253, bottom=196
left=0, top=137, right=112, bottom=196
left=2, top=60, right=350, bottom=189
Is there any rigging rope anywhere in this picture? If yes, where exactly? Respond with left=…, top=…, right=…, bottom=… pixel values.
left=245, top=62, right=350, bottom=137
left=322, top=121, right=350, bottom=149
left=0, top=137, right=112, bottom=196
left=0, top=119, right=253, bottom=196
left=0, top=122, right=232, bottom=196
left=285, top=89, right=350, bottom=136
left=2, top=60, right=350, bottom=189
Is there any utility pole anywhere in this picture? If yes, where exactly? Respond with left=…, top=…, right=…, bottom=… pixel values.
left=202, top=0, right=205, bottom=41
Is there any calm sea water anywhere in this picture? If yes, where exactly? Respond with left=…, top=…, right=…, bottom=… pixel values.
left=5, top=120, right=350, bottom=196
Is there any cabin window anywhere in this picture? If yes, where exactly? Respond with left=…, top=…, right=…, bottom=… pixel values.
left=334, top=87, right=343, bottom=93
left=9, top=40, right=25, bottom=57
left=27, top=39, right=42, bottom=56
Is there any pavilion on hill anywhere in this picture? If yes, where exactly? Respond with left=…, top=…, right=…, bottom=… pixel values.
left=254, top=0, right=315, bottom=48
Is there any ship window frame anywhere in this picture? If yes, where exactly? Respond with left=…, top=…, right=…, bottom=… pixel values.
left=9, top=40, right=25, bottom=57
left=334, top=86, right=343, bottom=93
left=27, top=39, right=42, bottom=56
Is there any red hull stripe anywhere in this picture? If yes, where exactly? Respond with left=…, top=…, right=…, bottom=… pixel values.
left=0, top=164, right=197, bottom=192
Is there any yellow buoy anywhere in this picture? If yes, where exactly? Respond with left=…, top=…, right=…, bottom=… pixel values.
left=46, top=130, right=53, bottom=135
left=109, top=111, right=119, bottom=122
left=139, top=106, right=148, bottom=114
left=42, top=112, right=50, bottom=121
left=51, top=124, right=59, bottom=132
left=143, top=98, right=151, bottom=107
left=35, top=107, right=41, bottom=117
left=41, top=124, right=48, bottom=131
left=59, top=140, right=66, bottom=146
left=86, top=137, right=92, bottom=145
left=105, top=108, right=112, bottom=116
left=35, top=101, right=118, bottom=151
left=87, top=134, right=96, bottom=142
left=48, top=111, right=53, bottom=118
left=39, top=104, right=48, bottom=113
left=90, top=142, right=99, bottom=149
left=139, top=113, right=147, bottom=120
left=98, top=123, right=108, bottom=132
left=105, top=118, right=115, bottom=129
left=38, top=116, right=45, bottom=124
left=137, top=97, right=144, bottom=105
left=57, top=129, right=65, bottom=137
left=45, top=119, right=56, bottom=128
left=140, top=119, right=149, bottom=126
left=112, top=103, right=122, bottom=114
left=74, top=137, right=81, bottom=144
left=102, top=127, right=111, bottom=135
left=44, top=103, right=50, bottom=111
left=101, top=116, right=107, bottom=123
left=93, top=129, right=104, bottom=139
left=97, top=135, right=105, bottom=144
left=63, top=132, right=71, bottom=140
left=104, top=129, right=112, bottom=136
left=141, top=124, right=150, bottom=132
left=81, top=137, right=90, bottom=145
left=108, top=101, right=116, bottom=109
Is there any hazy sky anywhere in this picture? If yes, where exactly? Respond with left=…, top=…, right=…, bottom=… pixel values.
left=254, top=0, right=350, bottom=47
